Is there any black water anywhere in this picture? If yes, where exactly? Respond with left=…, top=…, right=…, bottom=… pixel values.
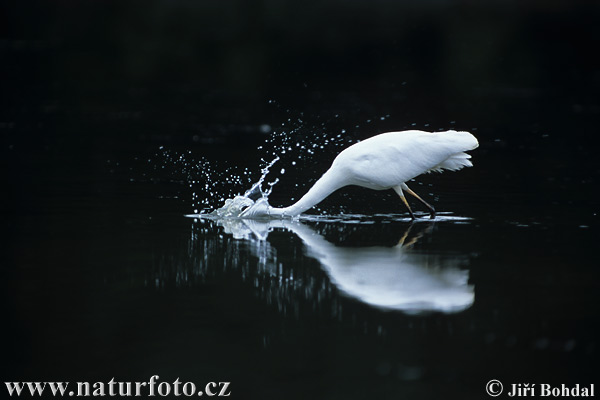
left=3, top=2, right=600, bottom=399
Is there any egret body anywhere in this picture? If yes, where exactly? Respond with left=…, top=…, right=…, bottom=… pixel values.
left=241, top=130, right=478, bottom=219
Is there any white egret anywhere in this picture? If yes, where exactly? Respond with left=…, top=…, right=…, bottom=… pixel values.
left=241, top=130, right=478, bottom=219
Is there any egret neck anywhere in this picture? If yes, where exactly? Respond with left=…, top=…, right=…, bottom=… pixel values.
left=268, top=168, right=348, bottom=217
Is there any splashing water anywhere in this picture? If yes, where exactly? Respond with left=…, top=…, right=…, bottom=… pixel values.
left=200, top=106, right=379, bottom=218
left=197, top=108, right=359, bottom=218
left=208, top=157, right=280, bottom=218
left=144, top=104, right=411, bottom=218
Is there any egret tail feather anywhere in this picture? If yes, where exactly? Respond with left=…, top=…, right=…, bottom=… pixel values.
left=428, top=152, right=474, bottom=173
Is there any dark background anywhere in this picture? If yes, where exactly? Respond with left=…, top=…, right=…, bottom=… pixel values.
left=2, top=0, right=600, bottom=398
left=4, top=0, right=599, bottom=215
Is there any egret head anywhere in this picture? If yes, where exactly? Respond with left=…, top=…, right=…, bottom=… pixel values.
left=239, top=197, right=272, bottom=219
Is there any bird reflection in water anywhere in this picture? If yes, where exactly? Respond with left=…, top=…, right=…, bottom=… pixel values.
left=212, top=218, right=474, bottom=314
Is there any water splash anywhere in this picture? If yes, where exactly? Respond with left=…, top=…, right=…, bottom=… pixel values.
left=207, top=157, right=280, bottom=218
left=140, top=104, right=409, bottom=217
left=243, top=156, right=281, bottom=200
left=199, top=108, right=359, bottom=218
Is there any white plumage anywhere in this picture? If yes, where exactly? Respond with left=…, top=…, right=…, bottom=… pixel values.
left=241, top=130, right=478, bottom=219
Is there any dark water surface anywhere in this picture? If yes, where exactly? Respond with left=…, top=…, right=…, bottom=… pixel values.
left=4, top=1, right=600, bottom=399
left=5, top=129, right=599, bottom=398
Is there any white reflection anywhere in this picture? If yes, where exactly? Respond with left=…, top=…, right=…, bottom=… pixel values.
left=287, top=222, right=473, bottom=313
left=205, top=217, right=474, bottom=314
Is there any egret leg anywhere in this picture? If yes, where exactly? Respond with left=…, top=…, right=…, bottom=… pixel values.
left=401, top=183, right=436, bottom=219
left=393, top=186, right=415, bottom=220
